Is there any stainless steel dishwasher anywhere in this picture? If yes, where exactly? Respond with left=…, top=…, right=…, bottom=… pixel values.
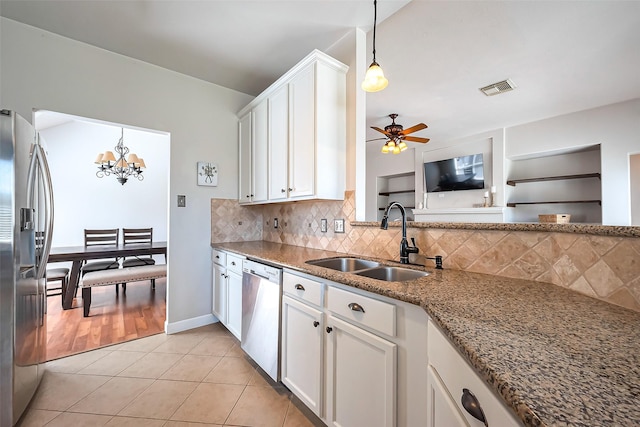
left=241, top=259, right=283, bottom=382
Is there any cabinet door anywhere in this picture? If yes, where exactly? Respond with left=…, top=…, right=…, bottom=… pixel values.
left=325, top=315, right=396, bottom=427
left=427, top=366, right=469, bottom=427
left=268, top=84, right=289, bottom=201
left=226, top=270, right=243, bottom=340
left=238, top=112, right=252, bottom=204
left=288, top=63, right=315, bottom=199
left=281, top=296, right=323, bottom=416
left=212, top=263, right=227, bottom=324
left=252, top=100, right=268, bottom=203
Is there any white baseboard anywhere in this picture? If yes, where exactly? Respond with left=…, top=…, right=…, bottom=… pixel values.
left=165, top=314, right=218, bottom=334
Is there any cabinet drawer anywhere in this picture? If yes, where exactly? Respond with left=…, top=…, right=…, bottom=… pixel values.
left=283, top=271, right=323, bottom=307
left=327, top=286, right=396, bottom=337
left=427, top=320, right=521, bottom=426
left=212, top=249, right=226, bottom=266
left=226, top=254, right=244, bottom=275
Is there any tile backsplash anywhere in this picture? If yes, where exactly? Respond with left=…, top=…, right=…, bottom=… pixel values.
left=211, top=192, right=640, bottom=312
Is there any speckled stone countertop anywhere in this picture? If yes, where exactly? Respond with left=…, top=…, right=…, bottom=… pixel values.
left=352, top=221, right=640, bottom=237
left=212, top=240, right=640, bottom=427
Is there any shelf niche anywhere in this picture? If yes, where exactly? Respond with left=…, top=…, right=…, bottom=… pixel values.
left=505, top=147, right=602, bottom=223
left=377, top=172, right=415, bottom=221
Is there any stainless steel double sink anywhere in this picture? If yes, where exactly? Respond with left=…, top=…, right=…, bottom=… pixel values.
left=306, top=257, right=429, bottom=282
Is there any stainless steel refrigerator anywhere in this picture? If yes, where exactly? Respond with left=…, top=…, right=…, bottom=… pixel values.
left=0, top=110, right=54, bottom=426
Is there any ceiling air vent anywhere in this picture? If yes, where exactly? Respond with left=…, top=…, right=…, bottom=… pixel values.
left=479, top=79, right=516, bottom=96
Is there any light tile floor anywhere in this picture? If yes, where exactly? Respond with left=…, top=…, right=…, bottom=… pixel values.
left=18, top=323, right=324, bottom=427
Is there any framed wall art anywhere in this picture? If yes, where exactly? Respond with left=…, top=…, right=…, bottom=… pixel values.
left=197, top=162, right=218, bottom=186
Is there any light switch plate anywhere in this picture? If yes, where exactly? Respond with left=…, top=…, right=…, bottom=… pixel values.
left=321, top=219, right=328, bottom=233
left=177, top=195, right=186, bottom=207
left=334, top=219, right=345, bottom=233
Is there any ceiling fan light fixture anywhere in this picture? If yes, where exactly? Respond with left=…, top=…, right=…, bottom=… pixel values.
left=362, top=0, right=388, bottom=93
left=381, top=144, right=390, bottom=154
left=398, top=141, right=408, bottom=151
left=392, top=145, right=401, bottom=154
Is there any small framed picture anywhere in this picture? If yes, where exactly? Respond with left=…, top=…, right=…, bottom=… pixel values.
left=197, top=162, right=218, bottom=186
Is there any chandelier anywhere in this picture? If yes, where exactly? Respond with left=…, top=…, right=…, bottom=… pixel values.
left=94, top=128, right=146, bottom=185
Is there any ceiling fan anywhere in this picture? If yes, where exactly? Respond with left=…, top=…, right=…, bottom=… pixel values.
left=369, top=113, right=430, bottom=154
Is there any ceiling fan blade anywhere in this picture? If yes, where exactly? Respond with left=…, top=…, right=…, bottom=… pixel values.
left=366, top=137, right=389, bottom=142
left=371, top=126, right=392, bottom=136
left=403, top=136, right=430, bottom=143
left=400, top=123, right=427, bottom=135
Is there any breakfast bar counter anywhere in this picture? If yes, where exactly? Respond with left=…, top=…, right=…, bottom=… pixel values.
left=212, top=240, right=640, bottom=427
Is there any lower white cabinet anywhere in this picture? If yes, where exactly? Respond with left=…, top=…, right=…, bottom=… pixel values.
left=212, top=262, right=227, bottom=324
left=281, top=270, right=424, bottom=427
left=325, top=314, right=397, bottom=427
left=211, top=250, right=244, bottom=340
left=427, top=320, right=522, bottom=427
left=281, top=295, right=323, bottom=415
left=426, top=365, right=468, bottom=427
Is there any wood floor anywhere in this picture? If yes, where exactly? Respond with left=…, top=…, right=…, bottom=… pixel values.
left=45, top=278, right=166, bottom=361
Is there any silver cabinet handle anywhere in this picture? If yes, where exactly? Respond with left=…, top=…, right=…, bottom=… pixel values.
left=313, top=321, right=319, bottom=327
left=348, top=302, right=365, bottom=313
left=295, top=284, right=305, bottom=291
left=461, top=388, right=488, bottom=427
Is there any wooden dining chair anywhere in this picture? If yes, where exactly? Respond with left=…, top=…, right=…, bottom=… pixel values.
left=121, top=227, right=157, bottom=291
left=81, top=229, right=121, bottom=275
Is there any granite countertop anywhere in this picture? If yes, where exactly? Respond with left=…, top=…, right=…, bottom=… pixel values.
left=212, top=240, right=640, bottom=427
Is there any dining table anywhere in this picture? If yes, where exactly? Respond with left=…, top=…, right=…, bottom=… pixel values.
left=48, top=241, right=167, bottom=309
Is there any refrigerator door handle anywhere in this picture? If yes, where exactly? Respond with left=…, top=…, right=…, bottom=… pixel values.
left=34, top=142, right=54, bottom=280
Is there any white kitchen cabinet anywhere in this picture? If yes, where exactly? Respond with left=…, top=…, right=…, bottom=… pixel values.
left=225, top=254, right=244, bottom=340
left=281, top=295, right=323, bottom=416
left=268, top=84, right=289, bottom=201
left=280, top=269, right=428, bottom=427
left=211, top=250, right=244, bottom=340
left=252, top=99, right=268, bottom=203
left=239, top=101, right=268, bottom=204
left=238, top=49, right=348, bottom=204
left=427, top=320, right=521, bottom=427
left=325, top=314, right=397, bottom=427
left=287, top=63, right=315, bottom=199
left=212, top=261, right=227, bottom=323
left=426, top=366, right=468, bottom=427
left=238, top=112, right=252, bottom=204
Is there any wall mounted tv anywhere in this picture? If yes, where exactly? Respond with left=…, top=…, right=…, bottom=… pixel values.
left=424, top=153, right=485, bottom=192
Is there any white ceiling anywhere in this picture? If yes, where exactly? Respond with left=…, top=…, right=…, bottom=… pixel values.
left=3, top=0, right=640, bottom=144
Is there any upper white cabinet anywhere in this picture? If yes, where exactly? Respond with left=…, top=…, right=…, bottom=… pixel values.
left=238, top=50, right=348, bottom=205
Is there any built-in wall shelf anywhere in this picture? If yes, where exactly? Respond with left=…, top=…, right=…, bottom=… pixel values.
left=506, top=173, right=601, bottom=186
left=507, top=200, right=602, bottom=208
left=378, top=190, right=414, bottom=196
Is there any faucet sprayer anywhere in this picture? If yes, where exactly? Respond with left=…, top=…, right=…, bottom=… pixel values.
left=380, top=202, right=418, bottom=264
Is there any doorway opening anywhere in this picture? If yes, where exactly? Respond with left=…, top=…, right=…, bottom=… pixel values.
left=34, top=110, right=170, bottom=360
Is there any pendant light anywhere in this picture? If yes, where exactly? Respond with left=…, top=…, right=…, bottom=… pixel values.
left=362, top=0, right=388, bottom=92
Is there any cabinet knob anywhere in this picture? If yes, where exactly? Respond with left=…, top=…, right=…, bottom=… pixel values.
left=326, top=326, right=333, bottom=333
left=281, top=188, right=286, bottom=193
left=348, top=302, right=365, bottom=313
left=246, top=195, right=250, bottom=198
left=313, top=321, right=319, bottom=327
left=288, top=188, right=293, bottom=192
left=294, top=284, right=305, bottom=291
left=461, top=388, right=488, bottom=427
left=215, top=255, right=219, bottom=259
left=231, top=261, right=236, bottom=266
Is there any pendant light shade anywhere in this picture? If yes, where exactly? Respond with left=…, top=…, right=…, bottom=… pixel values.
left=362, top=0, right=388, bottom=92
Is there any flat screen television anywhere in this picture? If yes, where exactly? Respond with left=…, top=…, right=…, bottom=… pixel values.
left=424, top=153, right=485, bottom=192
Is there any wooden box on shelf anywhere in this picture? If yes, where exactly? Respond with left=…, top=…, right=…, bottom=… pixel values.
left=539, top=214, right=571, bottom=223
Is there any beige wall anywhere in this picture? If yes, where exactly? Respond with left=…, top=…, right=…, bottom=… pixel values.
left=212, top=194, right=640, bottom=313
